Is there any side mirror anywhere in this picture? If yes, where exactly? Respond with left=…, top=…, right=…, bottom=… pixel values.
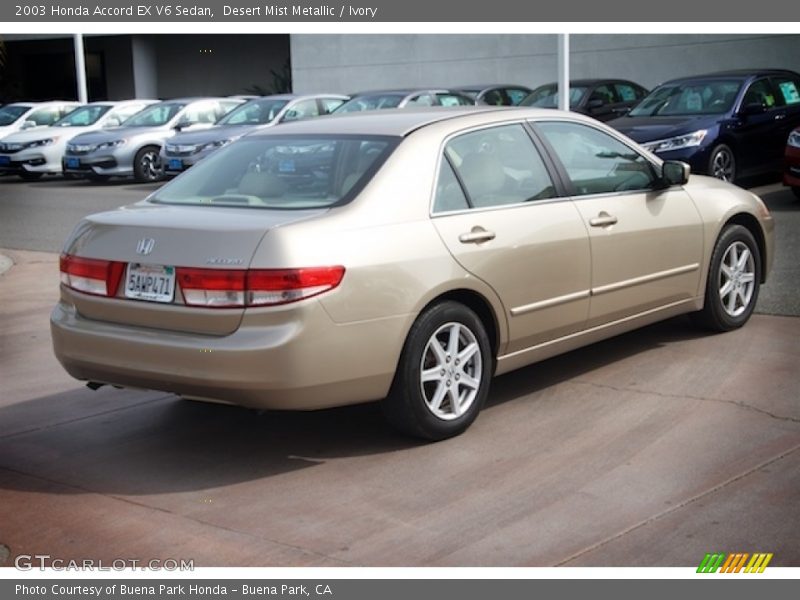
left=21, top=120, right=37, bottom=130
left=739, top=102, right=766, bottom=116
left=586, top=98, right=604, bottom=110
left=661, top=160, right=690, bottom=186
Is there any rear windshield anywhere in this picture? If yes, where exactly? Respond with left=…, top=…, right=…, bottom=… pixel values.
left=629, top=79, right=742, bottom=116
left=0, top=105, right=31, bottom=126
left=150, top=135, right=399, bottom=210
left=218, top=99, right=290, bottom=125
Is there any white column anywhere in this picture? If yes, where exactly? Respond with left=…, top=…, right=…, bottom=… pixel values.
left=73, top=33, right=88, bottom=103
left=557, top=33, right=570, bottom=112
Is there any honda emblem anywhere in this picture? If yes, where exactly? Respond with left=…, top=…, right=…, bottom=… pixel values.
left=136, top=238, right=155, bottom=255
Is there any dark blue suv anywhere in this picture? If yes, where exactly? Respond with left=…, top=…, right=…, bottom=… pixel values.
left=608, top=69, right=800, bottom=183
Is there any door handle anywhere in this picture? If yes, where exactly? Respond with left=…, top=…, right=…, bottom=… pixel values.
left=775, top=113, right=786, bottom=120
left=589, top=213, right=618, bottom=227
left=458, top=227, right=496, bottom=244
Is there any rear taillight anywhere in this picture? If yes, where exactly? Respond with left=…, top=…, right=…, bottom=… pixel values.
left=59, top=254, right=125, bottom=297
left=177, top=266, right=345, bottom=308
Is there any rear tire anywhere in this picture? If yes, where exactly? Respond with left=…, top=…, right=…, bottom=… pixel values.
left=133, top=145, right=164, bottom=183
left=691, top=224, right=761, bottom=332
left=708, top=144, right=736, bottom=183
left=381, top=301, right=492, bottom=441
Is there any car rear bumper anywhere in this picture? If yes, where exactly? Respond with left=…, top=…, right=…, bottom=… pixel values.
left=50, top=293, right=406, bottom=410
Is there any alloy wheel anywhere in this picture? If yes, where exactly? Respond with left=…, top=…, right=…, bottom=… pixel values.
left=718, top=240, right=756, bottom=317
left=711, top=147, right=735, bottom=182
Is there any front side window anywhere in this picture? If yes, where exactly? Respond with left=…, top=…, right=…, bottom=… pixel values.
left=589, top=84, right=616, bottom=105
left=179, top=103, right=221, bottom=126
left=615, top=83, right=642, bottom=103
left=123, top=103, right=186, bottom=127
left=152, top=135, right=397, bottom=210
left=53, top=105, right=112, bottom=127
left=537, top=121, right=657, bottom=196
left=506, top=89, right=530, bottom=106
left=437, top=123, right=556, bottom=210
left=408, top=94, right=435, bottom=106
left=520, top=85, right=588, bottom=109
left=437, top=93, right=473, bottom=107
left=481, top=89, right=506, bottom=106
left=107, top=103, right=152, bottom=124
left=281, top=99, right=320, bottom=122
left=742, top=79, right=777, bottom=109
left=28, top=106, right=70, bottom=126
left=220, top=99, right=290, bottom=125
left=334, top=94, right=404, bottom=113
left=320, top=97, right=346, bottom=114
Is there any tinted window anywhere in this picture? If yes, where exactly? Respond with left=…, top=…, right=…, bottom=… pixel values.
left=521, top=85, right=588, bottom=109
left=743, top=79, right=777, bottom=109
left=615, top=83, right=641, bottom=102
left=444, top=124, right=556, bottom=209
left=220, top=99, right=289, bottom=125
left=481, top=89, right=506, bottom=106
left=589, top=84, right=616, bottom=105
left=152, top=136, right=397, bottom=209
left=506, top=89, right=530, bottom=106
left=537, top=121, right=657, bottom=195
left=629, top=79, right=742, bottom=116
left=53, top=105, right=111, bottom=127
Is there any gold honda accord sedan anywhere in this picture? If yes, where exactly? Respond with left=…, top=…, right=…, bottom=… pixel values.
left=51, top=107, right=774, bottom=440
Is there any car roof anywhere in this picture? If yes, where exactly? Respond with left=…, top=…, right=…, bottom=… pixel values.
left=664, top=69, right=800, bottom=83
left=534, top=79, right=639, bottom=87
left=248, top=106, right=565, bottom=138
left=457, top=84, right=532, bottom=90
left=349, top=89, right=463, bottom=97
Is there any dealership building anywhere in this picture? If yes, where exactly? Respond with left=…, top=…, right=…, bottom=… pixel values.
left=1, top=33, right=799, bottom=101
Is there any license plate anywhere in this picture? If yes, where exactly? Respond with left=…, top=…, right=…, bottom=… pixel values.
left=168, top=159, right=183, bottom=170
left=0, top=156, right=10, bottom=166
left=124, top=263, right=175, bottom=303
left=65, top=157, right=79, bottom=169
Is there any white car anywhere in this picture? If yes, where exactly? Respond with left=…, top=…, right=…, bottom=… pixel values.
left=0, top=101, right=81, bottom=141
left=0, top=100, right=156, bottom=180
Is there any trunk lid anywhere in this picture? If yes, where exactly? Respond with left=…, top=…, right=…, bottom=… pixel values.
left=62, top=201, right=326, bottom=335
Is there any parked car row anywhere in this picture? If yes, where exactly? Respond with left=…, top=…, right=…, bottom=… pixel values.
left=3, top=69, right=800, bottom=190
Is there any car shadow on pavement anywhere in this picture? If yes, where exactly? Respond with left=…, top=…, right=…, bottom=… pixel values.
left=0, top=316, right=710, bottom=497
left=759, top=185, right=800, bottom=213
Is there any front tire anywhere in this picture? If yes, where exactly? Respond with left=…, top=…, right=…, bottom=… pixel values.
left=133, top=146, right=164, bottom=183
left=708, top=144, right=736, bottom=183
left=692, top=224, right=761, bottom=332
left=382, top=301, right=492, bottom=440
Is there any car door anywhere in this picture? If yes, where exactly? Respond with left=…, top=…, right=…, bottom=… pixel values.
left=735, top=77, right=784, bottom=173
left=770, top=74, right=800, bottom=149
left=534, top=119, right=704, bottom=327
left=430, top=122, right=591, bottom=353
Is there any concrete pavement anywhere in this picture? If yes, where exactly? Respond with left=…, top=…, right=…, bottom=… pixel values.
left=0, top=249, right=798, bottom=567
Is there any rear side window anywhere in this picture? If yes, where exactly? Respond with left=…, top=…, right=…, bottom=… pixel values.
left=282, top=99, right=320, bottom=122
left=28, top=106, right=68, bottom=126
left=537, top=121, right=657, bottom=196
left=152, top=135, right=398, bottom=210
left=436, top=123, right=556, bottom=210
left=773, top=76, right=800, bottom=106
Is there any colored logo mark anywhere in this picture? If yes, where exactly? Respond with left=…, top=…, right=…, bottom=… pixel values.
left=697, top=552, right=773, bottom=573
